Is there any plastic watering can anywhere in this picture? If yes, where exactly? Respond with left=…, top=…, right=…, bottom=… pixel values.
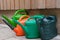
left=12, top=9, right=29, bottom=20
left=2, top=19, right=21, bottom=36
left=2, top=15, right=16, bottom=27
left=2, top=15, right=29, bottom=36
left=15, top=15, right=30, bottom=36
left=35, top=15, right=57, bottom=40
left=13, top=15, right=45, bottom=39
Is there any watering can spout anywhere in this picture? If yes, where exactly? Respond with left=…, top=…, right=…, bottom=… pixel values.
left=2, top=19, right=14, bottom=30
left=13, top=19, right=29, bottom=35
left=2, top=15, right=16, bottom=27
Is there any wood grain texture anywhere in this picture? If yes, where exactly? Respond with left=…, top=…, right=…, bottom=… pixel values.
left=24, top=0, right=30, bottom=9
left=56, top=0, right=60, bottom=8
left=15, top=0, right=20, bottom=10
left=30, top=0, right=37, bottom=9
left=45, top=0, right=56, bottom=8
left=19, top=0, right=25, bottom=9
left=37, top=0, right=45, bottom=9
left=0, top=0, right=4, bottom=10
left=6, top=0, right=11, bottom=10
left=3, top=0, right=7, bottom=10
left=10, top=0, right=15, bottom=10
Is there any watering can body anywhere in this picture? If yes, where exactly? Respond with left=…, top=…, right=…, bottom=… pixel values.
left=12, top=9, right=29, bottom=20
left=25, top=19, right=40, bottom=38
left=14, top=15, right=30, bottom=36
left=13, top=14, right=45, bottom=39
left=36, top=15, right=57, bottom=40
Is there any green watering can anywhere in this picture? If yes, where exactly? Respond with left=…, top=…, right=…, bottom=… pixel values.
left=2, top=9, right=29, bottom=27
left=13, top=14, right=45, bottom=39
left=12, top=9, right=29, bottom=20
left=2, top=15, right=16, bottom=27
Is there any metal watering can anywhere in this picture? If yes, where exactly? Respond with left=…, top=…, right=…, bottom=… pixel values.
left=35, top=15, right=57, bottom=40
left=13, top=15, right=45, bottom=39
left=2, top=15, right=29, bottom=36
left=12, top=9, right=29, bottom=20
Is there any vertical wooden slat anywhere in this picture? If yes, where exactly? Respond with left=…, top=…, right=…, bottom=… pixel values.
left=6, top=0, right=11, bottom=10
left=0, top=0, right=3, bottom=10
left=3, top=0, right=7, bottom=10
left=37, top=0, right=45, bottom=9
left=30, top=0, right=37, bottom=9
left=24, top=0, right=30, bottom=9
left=46, top=0, right=56, bottom=8
left=10, top=0, right=15, bottom=10
left=20, top=0, right=25, bottom=9
left=56, top=0, right=60, bottom=8
left=15, top=0, right=20, bottom=10
left=0, top=0, right=1, bottom=10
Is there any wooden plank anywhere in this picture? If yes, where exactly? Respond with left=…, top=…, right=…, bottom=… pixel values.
left=0, top=0, right=1, bottom=10
left=3, top=0, right=7, bottom=10
left=45, top=0, right=56, bottom=8
left=15, top=0, right=20, bottom=10
left=0, top=0, right=4, bottom=10
left=56, top=0, right=60, bottom=8
left=37, top=0, right=45, bottom=9
left=6, top=0, right=11, bottom=10
left=20, top=0, right=25, bottom=9
left=10, top=0, right=15, bottom=10
left=24, top=0, right=30, bottom=9
left=30, top=0, right=37, bottom=9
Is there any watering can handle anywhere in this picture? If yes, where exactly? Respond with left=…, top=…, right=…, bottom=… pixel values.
left=14, top=9, right=28, bottom=15
left=19, top=15, right=30, bottom=21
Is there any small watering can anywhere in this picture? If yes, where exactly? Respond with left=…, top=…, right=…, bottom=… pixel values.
left=12, top=9, right=29, bottom=20
left=13, top=14, right=45, bottom=39
left=35, top=15, right=57, bottom=40
left=14, top=15, right=30, bottom=36
left=2, top=15, right=29, bottom=36
left=2, top=15, right=16, bottom=27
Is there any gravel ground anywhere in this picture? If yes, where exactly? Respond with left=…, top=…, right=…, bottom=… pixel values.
left=0, top=24, right=60, bottom=40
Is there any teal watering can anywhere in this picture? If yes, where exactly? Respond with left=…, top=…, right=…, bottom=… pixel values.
left=13, top=14, right=45, bottom=39
left=12, top=9, right=29, bottom=20
left=35, top=15, right=57, bottom=40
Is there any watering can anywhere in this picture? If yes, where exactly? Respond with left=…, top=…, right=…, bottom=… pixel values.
left=35, top=15, right=57, bottom=40
left=2, top=15, right=16, bottom=27
left=14, top=15, right=30, bottom=36
left=13, top=14, right=45, bottom=39
left=12, top=9, right=29, bottom=20
left=2, top=15, right=30, bottom=36
left=2, top=19, right=21, bottom=36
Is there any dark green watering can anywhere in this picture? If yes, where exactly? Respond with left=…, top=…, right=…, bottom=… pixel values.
left=12, top=9, right=29, bottom=20
left=35, top=15, right=57, bottom=40
left=13, top=14, right=45, bottom=39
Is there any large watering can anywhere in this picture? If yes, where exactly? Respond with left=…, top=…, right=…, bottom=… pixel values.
left=13, top=14, right=45, bottom=39
left=12, top=9, right=29, bottom=20
left=2, top=15, right=29, bottom=36
left=35, top=15, right=57, bottom=40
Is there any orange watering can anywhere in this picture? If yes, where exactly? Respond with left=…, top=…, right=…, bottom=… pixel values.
left=2, top=15, right=29, bottom=36
left=13, top=15, right=30, bottom=36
